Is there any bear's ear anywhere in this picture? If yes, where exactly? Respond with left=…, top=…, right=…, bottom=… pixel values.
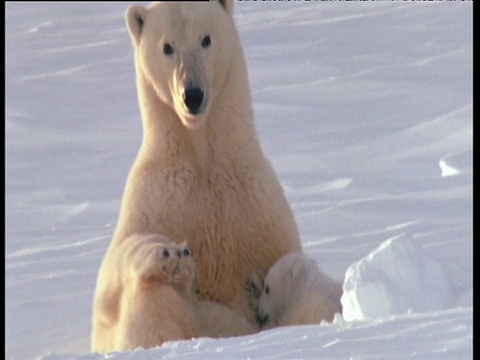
left=125, top=4, right=147, bottom=46
left=288, top=259, right=306, bottom=279
left=217, top=0, right=234, bottom=16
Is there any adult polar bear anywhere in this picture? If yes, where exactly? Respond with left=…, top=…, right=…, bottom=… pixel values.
left=92, top=0, right=302, bottom=353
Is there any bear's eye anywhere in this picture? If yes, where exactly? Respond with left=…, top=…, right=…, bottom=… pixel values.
left=265, top=285, right=270, bottom=295
left=201, top=35, right=211, bottom=49
left=163, top=43, right=174, bottom=55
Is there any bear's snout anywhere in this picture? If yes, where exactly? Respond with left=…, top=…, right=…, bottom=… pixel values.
left=183, top=87, right=204, bottom=114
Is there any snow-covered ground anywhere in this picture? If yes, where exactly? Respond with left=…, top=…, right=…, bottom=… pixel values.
left=5, top=2, right=472, bottom=359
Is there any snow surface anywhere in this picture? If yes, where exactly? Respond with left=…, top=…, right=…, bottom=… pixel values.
left=5, top=2, right=472, bottom=360
left=341, top=234, right=470, bottom=322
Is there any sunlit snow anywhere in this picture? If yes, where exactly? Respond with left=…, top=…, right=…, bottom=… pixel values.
left=6, top=2, right=472, bottom=359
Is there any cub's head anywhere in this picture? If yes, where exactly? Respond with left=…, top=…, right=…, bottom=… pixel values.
left=126, top=0, right=235, bottom=130
left=257, top=252, right=317, bottom=328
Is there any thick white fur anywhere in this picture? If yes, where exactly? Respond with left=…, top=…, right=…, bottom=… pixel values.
left=92, top=0, right=301, bottom=353
left=258, top=252, right=342, bottom=329
left=92, top=235, right=256, bottom=352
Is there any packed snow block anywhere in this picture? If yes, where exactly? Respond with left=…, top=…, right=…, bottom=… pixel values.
left=341, top=234, right=454, bottom=321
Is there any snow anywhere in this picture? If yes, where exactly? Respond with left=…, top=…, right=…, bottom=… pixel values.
left=341, top=234, right=469, bottom=322
left=5, top=2, right=472, bottom=360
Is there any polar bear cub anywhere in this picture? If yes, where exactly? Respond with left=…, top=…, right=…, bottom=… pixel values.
left=257, top=252, right=342, bottom=329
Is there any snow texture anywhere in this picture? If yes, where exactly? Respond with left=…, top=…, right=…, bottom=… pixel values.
left=6, top=2, right=472, bottom=360
left=341, top=234, right=468, bottom=322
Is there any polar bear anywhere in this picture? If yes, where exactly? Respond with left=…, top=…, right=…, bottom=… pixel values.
left=92, top=0, right=302, bottom=353
left=257, top=252, right=342, bottom=329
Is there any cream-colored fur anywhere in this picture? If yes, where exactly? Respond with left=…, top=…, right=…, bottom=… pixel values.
left=92, top=235, right=256, bottom=352
left=258, top=252, right=342, bottom=329
left=92, top=0, right=301, bottom=353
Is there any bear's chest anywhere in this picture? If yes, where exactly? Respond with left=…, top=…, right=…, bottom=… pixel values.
left=153, top=166, right=259, bottom=239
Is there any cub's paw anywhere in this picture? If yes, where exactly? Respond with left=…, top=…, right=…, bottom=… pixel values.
left=244, top=272, right=263, bottom=301
left=244, top=272, right=263, bottom=324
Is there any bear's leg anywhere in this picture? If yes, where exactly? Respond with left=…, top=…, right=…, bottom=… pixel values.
left=116, top=287, right=198, bottom=350
left=115, top=236, right=198, bottom=350
left=195, top=299, right=259, bottom=338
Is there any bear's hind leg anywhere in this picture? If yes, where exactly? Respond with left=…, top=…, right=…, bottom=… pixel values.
left=115, top=235, right=198, bottom=350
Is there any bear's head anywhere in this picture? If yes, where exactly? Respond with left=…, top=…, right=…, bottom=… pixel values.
left=126, top=0, right=236, bottom=130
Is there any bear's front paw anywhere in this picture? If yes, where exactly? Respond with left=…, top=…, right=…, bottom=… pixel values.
left=135, top=239, right=194, bottom=285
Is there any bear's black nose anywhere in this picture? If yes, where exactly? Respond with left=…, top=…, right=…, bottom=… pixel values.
left=183, top=88, right=204, bottom=114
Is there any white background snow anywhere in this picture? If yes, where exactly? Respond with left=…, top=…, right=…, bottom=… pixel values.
left=5, top=1, right=472, bottom=359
